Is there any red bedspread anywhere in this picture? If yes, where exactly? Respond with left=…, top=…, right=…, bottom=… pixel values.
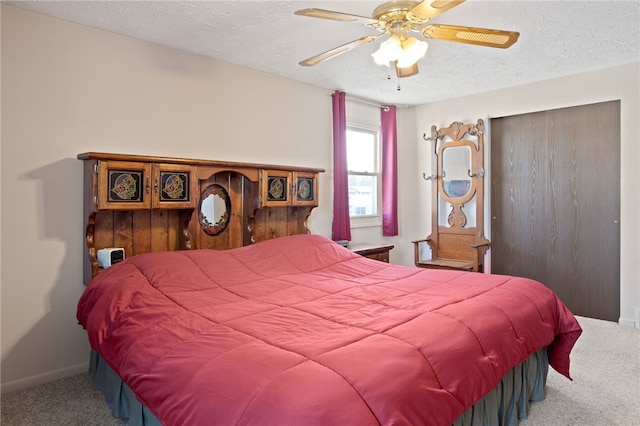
left=77, top=234, right=581, bottom=426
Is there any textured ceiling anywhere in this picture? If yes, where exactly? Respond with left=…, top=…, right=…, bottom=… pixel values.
left=7, top=0, right=640, bottom=106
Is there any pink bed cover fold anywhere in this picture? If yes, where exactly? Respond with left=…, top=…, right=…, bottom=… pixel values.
left=77, top=234, right=581, bottom=426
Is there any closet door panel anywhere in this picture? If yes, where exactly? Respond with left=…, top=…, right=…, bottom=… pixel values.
left=545, top=102, right=620, bottom=320
left=491, top=101, right=620, bottom=321
left=491, top=111, right=548, bottom=284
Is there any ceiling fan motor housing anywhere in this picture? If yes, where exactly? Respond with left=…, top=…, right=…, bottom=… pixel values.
left=372, top=1, right=422, bottom=32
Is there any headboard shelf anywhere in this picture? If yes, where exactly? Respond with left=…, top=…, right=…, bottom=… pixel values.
left=77, top=152, right=324, bottom=173
left=79, top=152, right=324, bottom=284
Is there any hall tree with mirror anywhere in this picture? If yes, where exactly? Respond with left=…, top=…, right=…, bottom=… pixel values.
left=413, top=119, right=490, bottom=272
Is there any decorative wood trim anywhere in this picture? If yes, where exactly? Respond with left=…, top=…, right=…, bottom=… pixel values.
left=293, top=171, right=318, bottom=206
left=78, top=152, right=324, bottom=173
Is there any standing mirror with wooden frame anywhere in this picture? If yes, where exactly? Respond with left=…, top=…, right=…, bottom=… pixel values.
left=413, top=119, right=490, bottom=272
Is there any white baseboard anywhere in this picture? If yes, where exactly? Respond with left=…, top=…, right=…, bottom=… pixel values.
left=621, top=307, right=640, bottom=329
left=618, top=318, right=636, bottom=327
left=619, top=317, right=636, bottom=328
left=1, top=361, right=89, bottom=394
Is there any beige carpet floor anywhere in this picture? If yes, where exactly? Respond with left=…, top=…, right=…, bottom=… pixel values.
left=1, top=316, right=638, bottom=425
left=521, top=316, right=640, bottom=426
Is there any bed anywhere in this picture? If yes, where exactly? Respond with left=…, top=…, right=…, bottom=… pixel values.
left=77, top=233, right=581, bottom=426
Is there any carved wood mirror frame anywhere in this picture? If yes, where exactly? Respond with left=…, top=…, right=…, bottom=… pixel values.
left=415, top=119, right=490, bottom=272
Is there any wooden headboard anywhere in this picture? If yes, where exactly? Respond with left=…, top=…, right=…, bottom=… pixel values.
left=78, top=152, right=324, bottom=284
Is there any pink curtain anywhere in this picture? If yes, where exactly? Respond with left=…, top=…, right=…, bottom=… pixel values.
left=381, top=105, right=398, bottom=236
left=331, top=91, right=351, bottom=241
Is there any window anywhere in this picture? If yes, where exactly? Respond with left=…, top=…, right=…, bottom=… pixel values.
left=346, top=126, right=381, bottom=223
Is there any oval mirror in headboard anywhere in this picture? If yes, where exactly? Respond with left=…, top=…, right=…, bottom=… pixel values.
left=198, top=184, right=231, bottom=236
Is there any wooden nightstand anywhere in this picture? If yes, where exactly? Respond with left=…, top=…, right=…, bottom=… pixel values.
left=349, top=243, right=394, bottom=263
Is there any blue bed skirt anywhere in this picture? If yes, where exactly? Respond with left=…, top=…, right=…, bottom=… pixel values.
left=90, top=351, right=161, bottom=426
left=90, top=348, right=548, bottom=426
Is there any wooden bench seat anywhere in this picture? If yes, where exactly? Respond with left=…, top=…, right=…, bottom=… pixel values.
left=416, top=258, right=474, bottom=271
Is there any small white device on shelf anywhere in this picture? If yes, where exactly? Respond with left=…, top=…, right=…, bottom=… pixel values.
left=97, top=248, right=125, bottom=268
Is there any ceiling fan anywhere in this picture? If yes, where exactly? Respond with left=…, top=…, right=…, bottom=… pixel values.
left=295, top=0, right=519, bottom=78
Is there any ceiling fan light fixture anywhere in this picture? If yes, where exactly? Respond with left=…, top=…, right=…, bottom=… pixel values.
left=372, top=34, right=428, bottom=67
left=397, top=36, right=428, bottom=68
left=372, top=35, right=402, bottom=66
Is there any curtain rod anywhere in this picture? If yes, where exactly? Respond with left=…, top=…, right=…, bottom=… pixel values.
left=330, top=92, right=390, bottom=111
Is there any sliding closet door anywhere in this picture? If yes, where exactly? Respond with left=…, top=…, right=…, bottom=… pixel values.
left=491, top=101, right=620, bottom=321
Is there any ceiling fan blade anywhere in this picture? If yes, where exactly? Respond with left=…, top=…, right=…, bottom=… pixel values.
left=295, top=8, right=380, bottom=26
left=395, top=62, right=419, bottom=78
left=299, top=35, right=381, bottom=66
left=422, top=24, right=520, bottom=48
left=408, top=0, right=465, bottom=23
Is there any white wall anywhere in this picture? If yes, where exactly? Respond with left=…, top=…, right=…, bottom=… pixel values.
left=2, top=5, right=638, bottom=392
